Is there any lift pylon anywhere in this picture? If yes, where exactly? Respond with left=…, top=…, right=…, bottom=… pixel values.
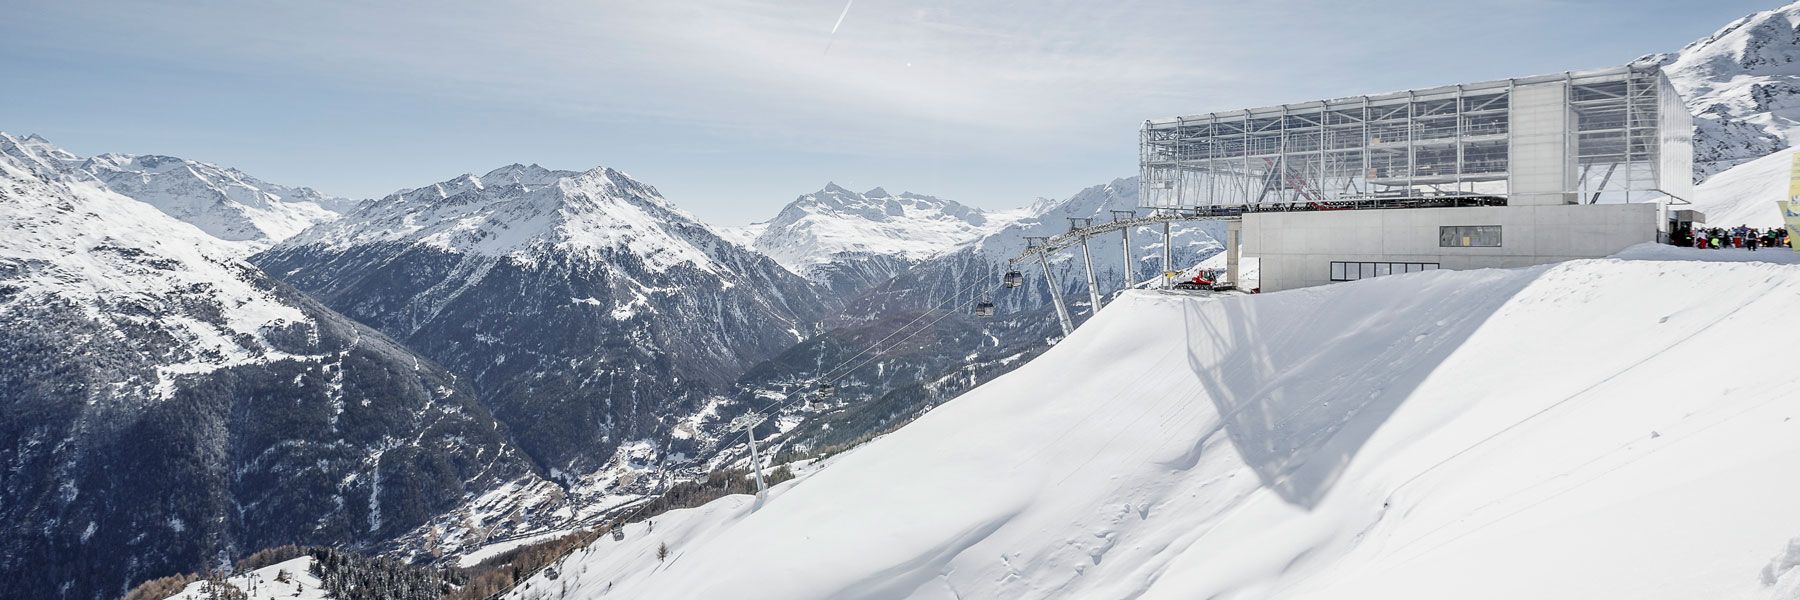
left=1027, top=237, right=1075, bottom=336
left=729, top=413, right=770, bottom=508
left=1112, top=210, right=1136, bottom=289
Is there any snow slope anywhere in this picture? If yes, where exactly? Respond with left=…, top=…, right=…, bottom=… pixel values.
left=1692, top=144, right=1797, bottom=228
left=166, top=557, right=330, bottom=600
left=512, top=249, right=1800, bottom=599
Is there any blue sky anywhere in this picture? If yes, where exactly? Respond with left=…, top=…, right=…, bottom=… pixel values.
left=0, top=0, right=1783, bottom=224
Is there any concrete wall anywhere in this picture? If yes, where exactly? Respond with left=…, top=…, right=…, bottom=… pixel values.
left=1241, top=203, right=1658, bottom=291
left=1508, top=81, right=1578, bottom=206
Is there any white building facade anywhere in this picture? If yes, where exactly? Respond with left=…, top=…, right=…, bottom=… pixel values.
left=1142, top=64, right=1694, bottom=292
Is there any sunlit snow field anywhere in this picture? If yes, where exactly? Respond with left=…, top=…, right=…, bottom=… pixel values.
left=510, top=245, right=1800, bottom=599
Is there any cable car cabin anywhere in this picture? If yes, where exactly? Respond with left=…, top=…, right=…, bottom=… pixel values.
left=973, top=301, right=996, bottom=317
left=816, top=383, right=836, bottom=399
left=1002, top=271, right=1023, bottom=288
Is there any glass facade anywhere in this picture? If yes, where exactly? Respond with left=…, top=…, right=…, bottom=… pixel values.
left=1330, top=261, right=1440, bottom=281
left=1142, top=65, right=1694, bottom=210
left=1439, top=225, right=1502, bottom=247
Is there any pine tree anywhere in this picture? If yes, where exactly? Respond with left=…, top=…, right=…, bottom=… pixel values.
left=656, top=542, right=669, bottom=562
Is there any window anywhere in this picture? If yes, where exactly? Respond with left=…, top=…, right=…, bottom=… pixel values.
left=1440, top=225, right=1501, bottom=247
left=1330, top=261, right=1439, bottom=282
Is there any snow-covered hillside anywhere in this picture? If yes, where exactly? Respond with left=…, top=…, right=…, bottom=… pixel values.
left=1647, top=0, right=1800, bottom=180
left=512, top=247, right=1800, bottom=599
left=166, top=557, right=329, bottom=600
left=0, top=132, right=349, bottom=251
left=1693, top=144, right=1797, bottom=227
left=749, top=184, right=1012, bottom=293
left=0, top=136, right=309, bottom=381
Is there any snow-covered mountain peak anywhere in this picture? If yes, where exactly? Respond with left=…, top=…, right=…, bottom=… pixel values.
left=0, top=131, right=84, bottom=178
left=1645, top=1, right=1800, bottom=179
left=482, top=162, right=579, bottom=189
left=0, top=133, right=349, bottom=250
left=82, top=152, right=349, bottom=248
left=749, top=183, right=1006, bottom=284
left=283, top=163, right=733, bottom=274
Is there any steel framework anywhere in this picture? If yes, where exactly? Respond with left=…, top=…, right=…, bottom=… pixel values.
left=1141, top=64, right=1694, bottom=210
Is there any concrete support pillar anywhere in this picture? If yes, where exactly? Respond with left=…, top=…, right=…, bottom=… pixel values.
left=1039, top=252, right=1074, bottom=336
left=1161, top=221, right=1174, bottom=288
left=745, top=421, right=767, bottom=509
left=1226, top=219, right=1242, bottom=286
left=1120, top=227, right=1134, bottom=289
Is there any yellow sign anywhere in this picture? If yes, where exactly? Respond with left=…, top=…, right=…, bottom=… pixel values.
left=1788, top=152, right=1800, bottom=198
left=1784, top=154, right=1800, bottom=252
left=1781, top=200, right=1800, bottom=253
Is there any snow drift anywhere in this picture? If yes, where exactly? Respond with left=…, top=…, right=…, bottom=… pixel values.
left=511, top=248, right=1800, bottom=599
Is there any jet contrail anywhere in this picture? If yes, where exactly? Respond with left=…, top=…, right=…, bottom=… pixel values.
left=824, top=0, right=855, bottom=54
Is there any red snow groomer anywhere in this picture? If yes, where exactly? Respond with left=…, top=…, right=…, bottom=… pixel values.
left=1173, top=269, right=1234, bottom=291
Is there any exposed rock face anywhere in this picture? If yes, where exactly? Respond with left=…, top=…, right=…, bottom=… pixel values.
left=1645, top=1, right=1800, bottom=181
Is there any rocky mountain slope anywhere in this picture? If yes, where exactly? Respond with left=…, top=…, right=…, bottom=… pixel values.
left=252, top=164, right=833, bottom=496
left=746, top=184, right=1013, bottom=295
left=1647, top=0, right=1800, bottom=181
left=0, top=136, right=539, bottom=600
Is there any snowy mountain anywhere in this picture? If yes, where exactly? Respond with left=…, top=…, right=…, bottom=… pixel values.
left=749, top=184, right=1011, bottom=294
left=253, top=163, right=833, bottom=494
left=0, top=136, right=538, bottom=599
left=510, top=247, right=1800, bottom=599
left=0, top=133, right=351, bottom=250
left=1645, top=0, right=1800, bottom=180
left=84, top=153, right=352, bottom=249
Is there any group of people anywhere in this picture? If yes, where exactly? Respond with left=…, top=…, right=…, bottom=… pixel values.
left=1680, top=225, right=1790, bottom=251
